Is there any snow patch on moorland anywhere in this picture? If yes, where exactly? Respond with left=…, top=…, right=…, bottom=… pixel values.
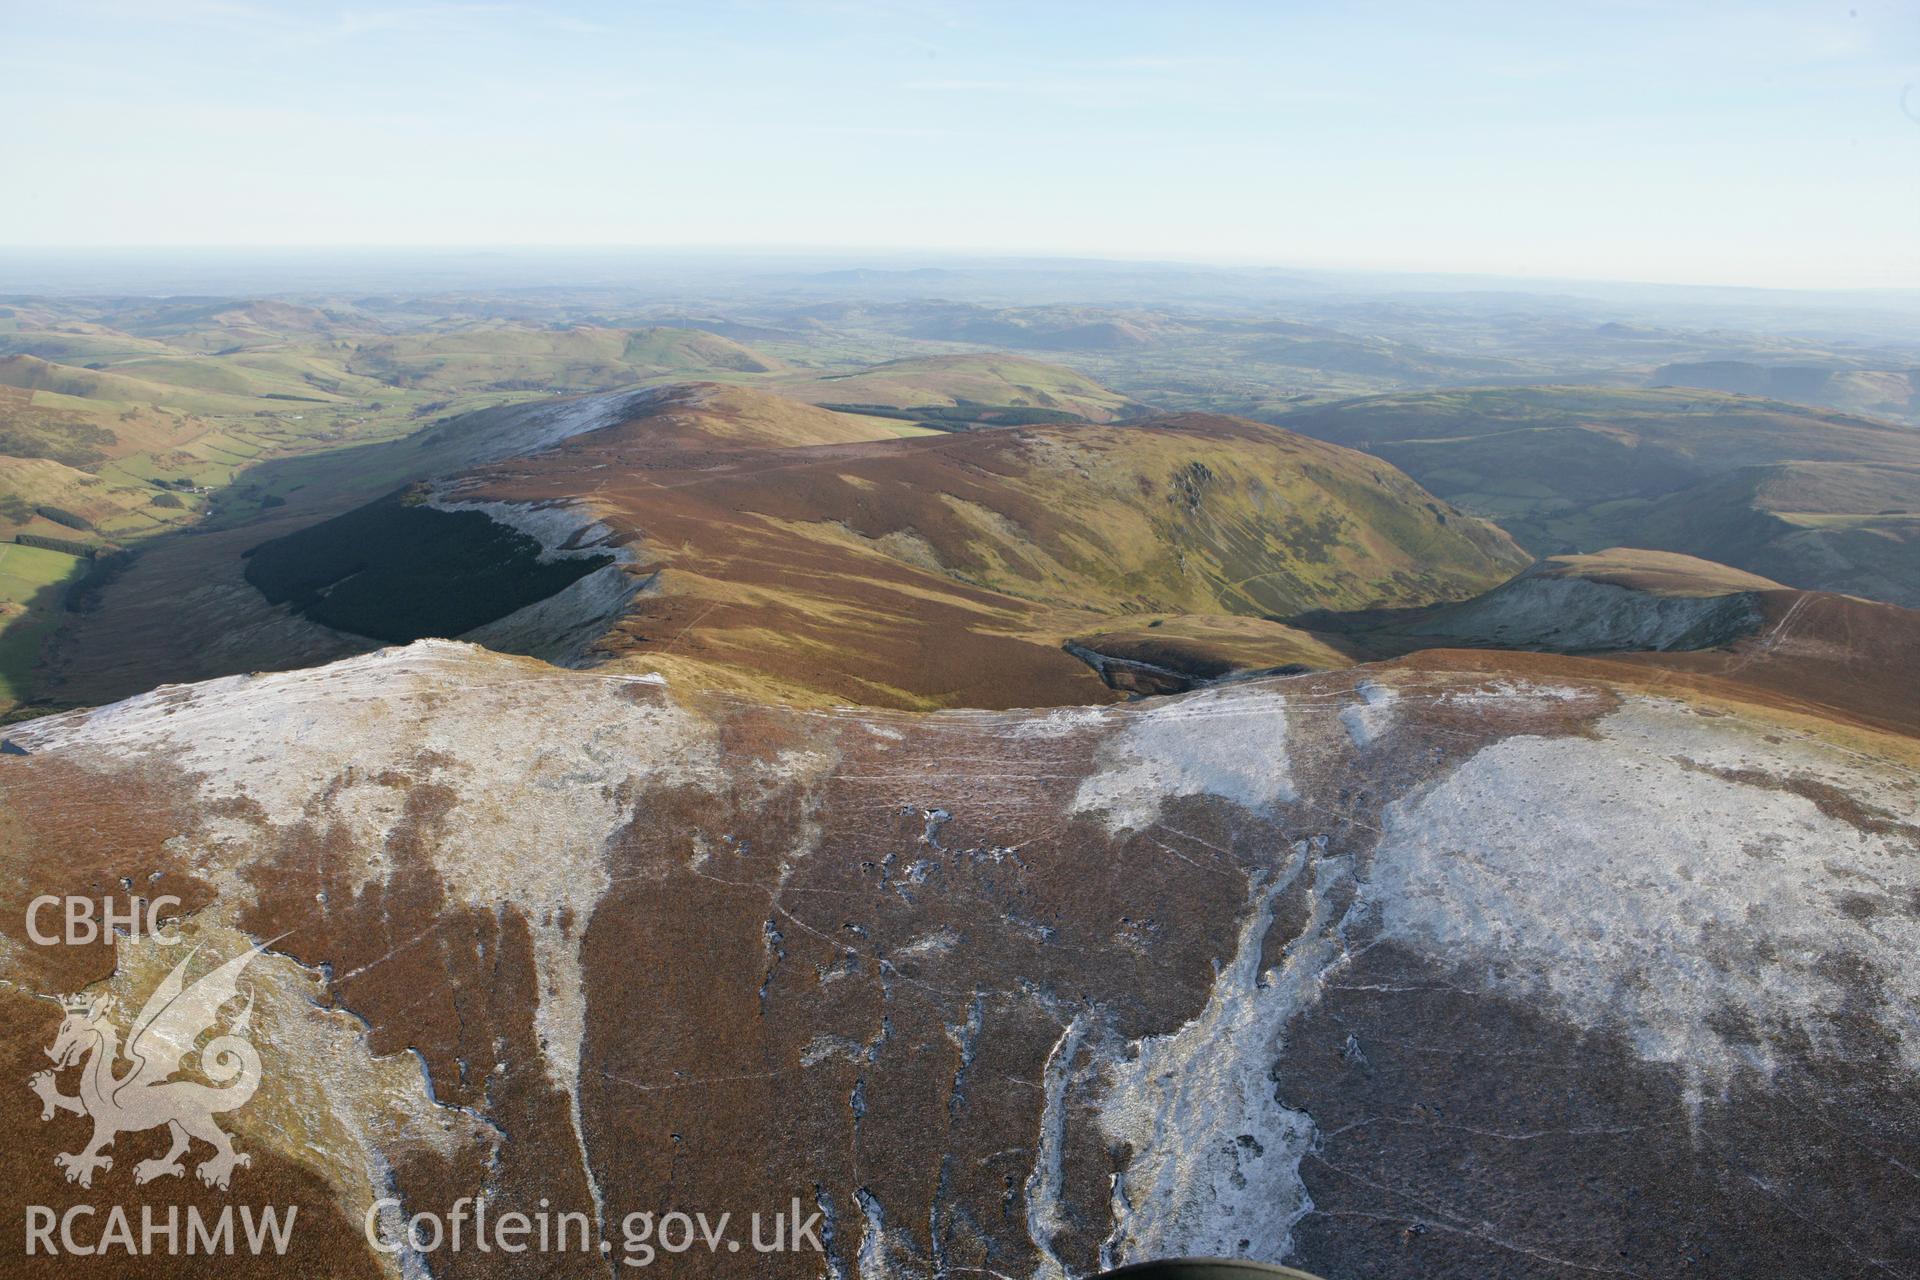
left=1005, top=704, right=1117, bottom=741
left=16, top=640, right=728, bottom=1235
left=1340, top=679, right=1399, bottom=748
left=1086, top=689, right=1919, bottom=1264
left=1071, top=687, right=1293, bottom=832
left=451, top=384, right=674, bottom=465
left=1097, top=843, right=1344, bottom=1267
left=1024, top=1014, right=1090, bottom=1280
left=428, top=494, right=627, bottom=564
left=109, top=922, right=489, bottom=1258
left=1369, top=702, right=1920, bottom=1090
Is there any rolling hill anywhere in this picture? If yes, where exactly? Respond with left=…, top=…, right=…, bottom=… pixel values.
left=340, top=324, right=783, bottom=390
left=1307, top=547, right=1779, bottom=656
left=0, top=353, right=277, bottom=415
left=14, top=291, right=1917, bottom=724
left=1274, top=385, right=1920, bottom=604
left=1654, top=360, right=1920, bottom=425
left=0, top=319, right=826, bottom=714
left=1626, top=462, right=1920, bottom=606
left=783, top=352, right=1136, bottom=422
left=1284, top=545, right=1920, bottom=736
left=65, top=297, right=362, bottom=351
left=240, top=385, right=1526, bottom=708
left=0, top=361, right=241, bottom=552
left=403, top=380, right=938, bottom=471
left=896, top=302, right=1197, bottom=350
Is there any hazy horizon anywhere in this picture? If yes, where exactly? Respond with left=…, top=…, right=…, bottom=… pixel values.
left=4, top=1, right=1917, bottom=290
left=5, top=246, right=1920, bottom=315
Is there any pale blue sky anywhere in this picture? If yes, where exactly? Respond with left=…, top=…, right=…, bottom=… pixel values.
left=2, top=1, right=1915, bottom=287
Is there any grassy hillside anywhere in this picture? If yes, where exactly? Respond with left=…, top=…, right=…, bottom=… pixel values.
left=784, top=353, right=1136, bottom=422
left=602, top=382, right=937, bottom=449
left=341, top=324, right=782, bottom=391
left=70, top=298, right=356, bottom=351
left=0, top=315, right=822, bottom=711
left=744, top=299, right=1571, bottom=416
left=1524, top=548, right=1786, bottom=597
left=1631, top=463, right=1920, bottom=606
left=1277, top=386, right=1917, bottom=470
left=403, top=390, right=1525, bottom=707
left=0, top=542, right=88, bottom=707
left=1274, top=386, right=1920, bottom=603
left=22, top=286, right=1915, bottom=715
left=0, top=354, right=277, bottom=415
left=735, top=414, right=1525, bottom=619
left=1654, top=361, right=1920, bottom=425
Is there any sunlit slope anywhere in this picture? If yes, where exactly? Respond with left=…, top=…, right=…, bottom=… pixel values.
left=0, top=542, right=87, bottom=706
left=0, top=369, right=235, bottom=551
left=662, top=410, right=1528, bottom=618
left=0, top=319, right=955, bottom=713
left=400, top=393, right=1528, bottom=707
left=783, top=352, right=1136, bottom=421
left=607, top=381, right=936, bottom=448
left=83, top=297, right=349, bottom=349
left=0, top=353, right=277, bottom=415
left=1278, top=385, right=1918, bottom=482
left=1521, top=547, right=1787, bottom=596
left=406, top=380, right=937, bottom=469
left=339, top=324, right=783, bottom=390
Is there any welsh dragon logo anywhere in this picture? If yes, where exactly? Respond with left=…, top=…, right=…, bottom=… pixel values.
left=29, top=945, right=266, bottom=1190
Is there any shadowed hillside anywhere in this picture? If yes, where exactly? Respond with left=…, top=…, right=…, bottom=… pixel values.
left=1274, top=385, right=1920, bottom=603
left=1654, top=360, right=1920, bottom=425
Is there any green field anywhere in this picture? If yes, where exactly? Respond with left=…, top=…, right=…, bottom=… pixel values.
left=0, top=542, right=87, bottom=707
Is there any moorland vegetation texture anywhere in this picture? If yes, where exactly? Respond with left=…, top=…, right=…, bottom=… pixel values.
left=4, top=270, right=1919, bottom=1279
